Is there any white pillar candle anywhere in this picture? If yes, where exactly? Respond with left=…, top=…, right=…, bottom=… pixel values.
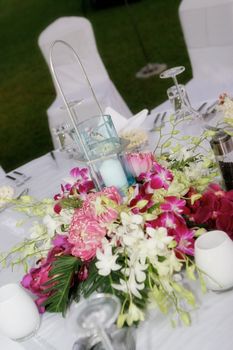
left=0, top=283, right=40, bottom=340
left=195, top=230, right=233, bottom=291
left=99, top=158, right=128, bottom=189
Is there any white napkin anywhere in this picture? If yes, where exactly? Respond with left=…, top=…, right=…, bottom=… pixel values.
left=105, top=106, right=149, bottom=133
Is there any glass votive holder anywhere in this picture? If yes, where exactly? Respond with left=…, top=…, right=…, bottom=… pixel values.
left=89, top=154, right=129, bottom=196
left=77, top=115, right=121, bottom=160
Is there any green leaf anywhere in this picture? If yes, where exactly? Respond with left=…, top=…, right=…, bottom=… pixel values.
left=163, top=141, right=172, bottom=148
left=43, top=255, right=80, bottom=315
left=172, top=130, right=180, bottom=135
left=180, top=311, right=191, bottom=326
left=197, top=270, right=207, bottom=294
left=186, top=264, right=196, bottom=281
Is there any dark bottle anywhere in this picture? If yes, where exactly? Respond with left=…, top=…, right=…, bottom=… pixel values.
left=210, top=130, right=233, bottom=190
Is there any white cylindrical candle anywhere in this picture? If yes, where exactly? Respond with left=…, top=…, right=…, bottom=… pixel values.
left=0, top=283, right=40, bottom=340
left=195, top=230, right=233, bottom=291
left=99, top=158, right=128, bottom=189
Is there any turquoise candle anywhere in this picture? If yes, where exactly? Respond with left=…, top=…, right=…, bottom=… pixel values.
left=99, top=158, right=128, bottom=190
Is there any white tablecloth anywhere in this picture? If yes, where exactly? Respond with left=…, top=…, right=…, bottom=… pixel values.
left=1, top=114, right=233, bottom=349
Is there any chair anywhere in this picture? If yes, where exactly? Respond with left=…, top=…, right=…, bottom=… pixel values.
left=179, top=0, right=233, bottom=104
left=38, top=17, right=132, bottom=148
left=0, top=166, right=5, bottom=178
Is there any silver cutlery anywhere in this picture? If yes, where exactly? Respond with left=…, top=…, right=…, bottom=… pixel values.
left=203, top=100, right=218, bottom=118
left=161, top=111, right=167, bottom=124
left=6, top=171, right=31, bottom=187
left=153, top=113, right=161, bottom=125
left=150, top=111, right=167, bottom=131
left=50, top=150, right=59, bottom=168
left=197, top=101, right=207, bottom=112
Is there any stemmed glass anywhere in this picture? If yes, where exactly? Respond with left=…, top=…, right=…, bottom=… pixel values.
left=160, top=66, right=200, bottom=120
left=66, top=293, right=121, bottom=350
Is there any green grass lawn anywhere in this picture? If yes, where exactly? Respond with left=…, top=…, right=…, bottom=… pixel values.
left=0, top=0, right=192, bottom=172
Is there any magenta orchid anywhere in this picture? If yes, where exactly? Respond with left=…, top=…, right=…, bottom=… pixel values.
left=138, top=161, right=173, bottom=191
left=160, top=196, right=186, bottom=214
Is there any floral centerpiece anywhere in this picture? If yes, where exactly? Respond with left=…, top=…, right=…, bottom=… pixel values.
left=1, top=109, right=232, bottom=328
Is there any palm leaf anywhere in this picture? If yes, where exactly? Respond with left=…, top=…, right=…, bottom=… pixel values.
left=43, top=255, right=81, bottom=315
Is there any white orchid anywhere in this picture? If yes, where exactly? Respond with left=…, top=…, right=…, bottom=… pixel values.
left=112, top=269, right=145, bottom=299
left=120, top=212, right=144, bottom=227
left=125, top=302, right=145, bottom=326
left=96, top=241, right=121, bottom=276
left=0, top=185, right=14, bottom=207
left=146, top=227, right=173, bottom=251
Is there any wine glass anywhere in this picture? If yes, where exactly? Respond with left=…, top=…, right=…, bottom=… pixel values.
left=66, top=293, right=121, bottom=350
left=160, top=66, right=200, bottom=120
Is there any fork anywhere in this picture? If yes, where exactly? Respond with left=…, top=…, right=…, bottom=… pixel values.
left=202, top=100, right=218, bottom=118
left=153, top=113, right=161, bottom=125
left=150, top=112, right=167, bottom=131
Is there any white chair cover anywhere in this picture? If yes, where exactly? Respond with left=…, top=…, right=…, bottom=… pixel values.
left=0, top=166, right=5, bottom=178
left=179, top=0, right=233, bottom=102
left=38, top=17, right=132, bottom=148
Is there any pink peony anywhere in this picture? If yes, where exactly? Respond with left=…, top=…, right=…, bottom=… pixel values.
left=82, top=187, right=121, bottom=224
left=126, top=152, right=155, bottom=177
left=68, top=210, right=106, bottom=261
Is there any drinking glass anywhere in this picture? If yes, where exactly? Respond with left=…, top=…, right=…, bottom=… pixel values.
left=0, top=283, right=40, bottom=341
left=167, top=84, right=191, bottom=114
left=160, top=66, right=200, bottom=120
left=77, top=115, right=121, bottom=160
left=77, top=115, right=129, bottom=194
left=66, top=293, right=121, bottom=350
left=195, top=230, right=233, bottom=291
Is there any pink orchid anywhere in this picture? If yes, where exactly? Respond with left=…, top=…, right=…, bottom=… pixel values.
left=126, top=152, right=155, bottom=177
left=147, top=212, right=194, bottom=256
left=150, top=162, right=173, bottom=190
left=21, top=239, right=75, bottom=313
left=138, top=162, right=173, bottom=191
left=21, top=262, right=53, bottom=313
left=160, top=196, right=186, bottom=214
left=186, top=183, right=233, bottom=239
left=129, top=184, right=154, bottom=214
left=52, top=234, right=73, bottom=254
left=70, top=167, right=90, bottom=181
left=68, top=210, right=106, bottom=261
left=148, top=212, right=184, bottom=230
left=172, top=225, right=195, bottom=257
left=78, top=264, right=89, bottom=281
